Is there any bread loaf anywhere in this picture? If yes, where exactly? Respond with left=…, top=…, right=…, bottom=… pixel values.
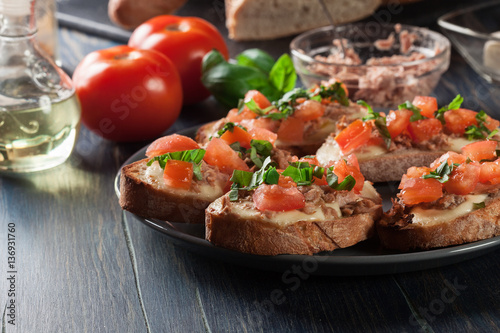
left=225, top=0, right=382, bottom=41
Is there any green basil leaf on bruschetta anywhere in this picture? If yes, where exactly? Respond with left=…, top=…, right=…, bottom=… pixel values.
left=147, top=149, right=206, bottom=180
left=435, top=94, right=463, bottom=124
left=326, top=168, right=356, bottom=191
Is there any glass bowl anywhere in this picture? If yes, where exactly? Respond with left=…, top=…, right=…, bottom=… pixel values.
left=290, top=23, right=451, bottom=108
left=438, top=0, right=500, bottom=84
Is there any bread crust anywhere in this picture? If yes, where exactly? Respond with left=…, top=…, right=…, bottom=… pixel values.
left=377, top=195, right=500, bottom=251
left=226, top=0, right=382, bottom=41
left=119, top=159, right=224, bottom=223
left=206, top=194, right=382, bottom=255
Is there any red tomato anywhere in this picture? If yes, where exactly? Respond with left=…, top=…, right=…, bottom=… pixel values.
left=484, top=115, right=500, bottom=132
left=293, top=100, right=326, bottom=121
left=430, top=152, right=466, bottom=170
left=443, top=109, right=477, bottom=135
left=253, top=184, right=306, bottom=212
left=407, top=118, right=443, bottom=143
left=163, top=159, right=194, bottom=190
left=220, top=125, right=252, bottom=148
left=399, top=166, right=432, bottom=189
left=248, top=127, right=278, bottom=145
left=461, top=140, right=498, bottom=162
left=479, top=160, right=500, bottom=184
left=146, top=134, right=199, bottom=157
left=331, top=158, right=365, bottom=193
left=277, top=174, right=297, bottom=188
left=204, top=138, right=249, bottom=174
left=444, top=163, right=480, bottom=195
left=386, top=109, right=412, bottom=139
left=240, top=118, right=279, bottom=132
left=73, top=45, right=182, bottom=142
left=277, top=117, right=304, bottom=144
left=400, top=178, right=443, bottom=205
left=226, top=108, right=257, bottom=122
left=412, top=96, right=437, bottom=118
left=129, top=15, right=229, bottom=105
left=335, top=120, right=373, bottom=154
left=244, top=90, right=272, bottom=110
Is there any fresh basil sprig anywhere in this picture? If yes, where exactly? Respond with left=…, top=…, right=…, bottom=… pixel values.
left=229, top=156, right=278, bottom=201
left=201, top=49, right=296, bottom=107
left=422, top=159, right=458, bottom=183
left=147, top=149, right=206, bottom=181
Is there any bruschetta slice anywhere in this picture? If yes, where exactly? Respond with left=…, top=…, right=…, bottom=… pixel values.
left=316, top=95, right=500, bottom=182
left=119, top=126, right=296, bottom=223
left=196, top=80, right=367, bottom=156
left=205, top=155, right=382, bottom=255
left=377, top=140, right=500, bottom=251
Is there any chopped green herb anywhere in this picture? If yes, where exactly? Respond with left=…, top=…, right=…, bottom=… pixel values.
left=435, top=94, right=463, bottom=124
left=326, top=168, right=356, bottom=191
left=422, top=159, right=458, bottom=183
left=464, top=110, right=497, bottom=140
left=473, top=202, right=486, bottom=210
left=147, top=149, right=206, bottom=181
left=399, top=100, right=425, bottom=122
left=359, top=100, right=391, bottom=149
left=216, top=122, right=247, bottom=137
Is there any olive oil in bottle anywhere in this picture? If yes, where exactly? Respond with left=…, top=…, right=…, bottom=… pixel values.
left=0, top=0, right=81, bottom=173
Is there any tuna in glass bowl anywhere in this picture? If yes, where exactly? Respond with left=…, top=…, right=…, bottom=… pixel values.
left=290, top=23, right=451, bottom=108
left=438, top=0, right=500, bottom=84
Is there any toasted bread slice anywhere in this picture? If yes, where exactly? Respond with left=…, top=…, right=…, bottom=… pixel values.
left=119, top=159, right=229, bottom=223
left=206, top=182, right=382, bottom=255
left=377, top=193, right=500, bottom=251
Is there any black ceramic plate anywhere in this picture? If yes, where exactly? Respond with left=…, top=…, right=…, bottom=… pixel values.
left=114, top=126, right=500, bottom=276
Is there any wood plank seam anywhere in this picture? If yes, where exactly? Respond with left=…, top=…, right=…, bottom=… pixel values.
left=122, top=211, right=152, bottom=333
left=393, top=276, right=436, bottom=333
left=195, top=287, right=213, bottom=333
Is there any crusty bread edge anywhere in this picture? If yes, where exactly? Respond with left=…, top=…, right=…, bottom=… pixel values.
left=377, top=196, right=500, bottom=251
left=119, top=159, right=214, bottom=224
left=206, top=195, right=382, bottom=255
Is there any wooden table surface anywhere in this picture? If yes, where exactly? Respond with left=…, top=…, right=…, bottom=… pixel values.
left=2, top=0, right=500, bottom=332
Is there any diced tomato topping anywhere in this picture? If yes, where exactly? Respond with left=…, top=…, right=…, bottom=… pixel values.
left=331, top=158, right=365, bottom=193
left=335, top=119, right=373, bottom=154
left=444, top=163, right=480, bottom=195
left=248, top=127, right=278, bottom=145
left=220, top=125, right=252, bottom=149
left=299, top=156, right=319, bottom=165
left=399, top=166, right=432, bottom=189
left=346, top=154, right=361, bottom=171
left=203, top=138, right=250, bottom=174
left=461, top=140, right=498, bottom=162
left=146, top=134, right=200, bottom=157
left=240, top=117, right=279, bottom=132
left=443, top=108, right=477, bottom=135
left=479, top=160, right=500, bottom=184
left=244, top=90, right=272, bottom=109
left=226, top=107, right=257, bottom=122
left=400, top=178, right=443, bottom=205
left=412, top=96, right=438, bottom=118
left=407, top=118, right=443, bottom=143
left=386, top=109, right=412, bottom=139
left=252, top=184, right=306, bottom=212
left=484, top=115, right=500, bottom=132
left=163, top=160, right=194, bottom=190
left=430, top=152, right=467, bottom=170
left=292, top=100, right=326, bottom=121
left=277, top=117, right=304, bottom=144
left=277, top=174, right=297, bottom=188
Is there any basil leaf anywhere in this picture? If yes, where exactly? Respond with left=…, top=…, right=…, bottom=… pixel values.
left=201, top=49, right=226, bottom=73
left=251, top=139, right=273, bottom=157
left=375, top=117, right=392, bottom=149
left=230, top=169, right=254, bottom=187
left=216, top=122, right=247, bottom=137
left=358, top=100, right=374, bottom=115
left=229, top=183, right=240, bottom=201
left=435, top=94, right=463, bottom=124
left=147, top=149, right=206, bottom=181
left=244, top=99, right=275, bottom=115
left=249, top=147, right=262, bottom=169
left=473, top=202, right=486, bottom=210
left=422, top=159, right=456, bottom=183
left=264, top=167, right=280, bottom=185
left=326, top=168, right=356, bottom=191
left=269, top=54, right=297, bottom=94
left=236, top=49, right=275, bottom=74
left=317, top=82, right=349, bottom=106
left=399, top=100, right=425, bottom=122
left=201, top=50, right=272, bottom=107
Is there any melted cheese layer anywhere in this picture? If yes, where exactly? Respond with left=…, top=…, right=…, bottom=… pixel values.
left=410, top=194, right=488, bottom=226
